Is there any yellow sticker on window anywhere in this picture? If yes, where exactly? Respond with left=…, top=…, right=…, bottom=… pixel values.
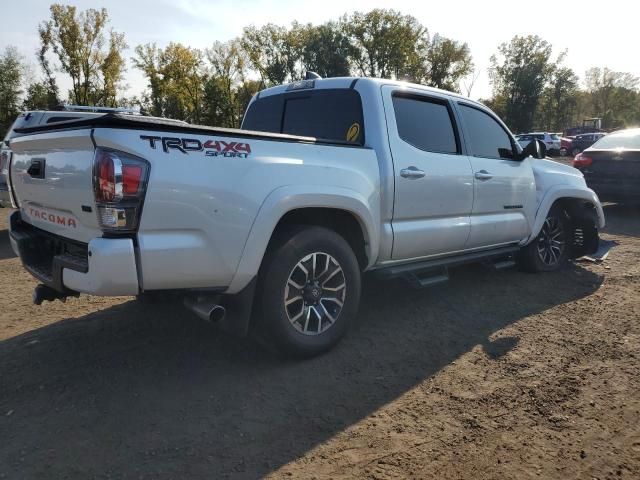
left=346, top=123, right=361, bottom=142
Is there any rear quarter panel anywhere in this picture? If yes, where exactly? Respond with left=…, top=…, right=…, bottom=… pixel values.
left=93, top=128, right=380, bottom=291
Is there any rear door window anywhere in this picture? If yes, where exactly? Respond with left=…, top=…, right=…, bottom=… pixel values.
left=458, top=104, right=515, bottom=160
left=392, top=95, right=458, bottom=154
left=242, top=89, right=365, bottom=145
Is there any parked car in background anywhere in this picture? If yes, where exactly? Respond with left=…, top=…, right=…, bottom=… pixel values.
left=561, top=132, right=607, bottom=157
left=573, top=128, right=640, bottom=204
left=515, top=132, right=561, bottom=155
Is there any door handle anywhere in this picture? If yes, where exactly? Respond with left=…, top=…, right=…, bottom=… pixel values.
left=474, top=170, right=493, bottom=180
left=400, top=166, right=425, bottom=179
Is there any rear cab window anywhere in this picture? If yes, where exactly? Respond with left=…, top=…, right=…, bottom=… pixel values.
left=391, top=94, right=459, bottom=154
left=242, top=88, right=365, bottom=145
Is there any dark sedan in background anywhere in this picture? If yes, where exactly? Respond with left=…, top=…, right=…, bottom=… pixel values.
left=573, top=128, right=640, bottom=204
left=561, top=132, right=606, bottom=156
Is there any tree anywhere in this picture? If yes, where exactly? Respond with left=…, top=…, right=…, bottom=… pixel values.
left=297, top=22, right=354, bottom=78
left=0, top=46, right=24, bottom=137
left=22, top=82, right=53, bottom=110
left=133, top=43, right=204, bottom=122
left=38, top=4, right=127, bottom=106
left=423, top=34, right=473, bottom=92
left=535, top=63, right=579, bottom=131
left=489, top=35, right=555, bottom=132
left=341, top=9, right=427, bottom=80
left=132, top=43, right=164, bottom=117
left=240, top=24, right=302, bottom=86
left=584, top=67, right=640, bottom=129
left=202, top=40, right=246, bottom=126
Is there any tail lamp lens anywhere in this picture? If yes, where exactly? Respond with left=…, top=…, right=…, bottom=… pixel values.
left=573, top=153, right=593, bottom=168
left=93, top=148, right=149, bottom=232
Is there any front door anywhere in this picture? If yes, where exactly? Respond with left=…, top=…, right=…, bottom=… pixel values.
left=455, top=102, right=536, bottom=249
left=383, top=86, right=474, bottom=260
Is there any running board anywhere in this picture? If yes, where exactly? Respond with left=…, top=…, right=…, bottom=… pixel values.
left=375, top=245, right=520, bottom=280
left=404, top=267, right=450, bottom=289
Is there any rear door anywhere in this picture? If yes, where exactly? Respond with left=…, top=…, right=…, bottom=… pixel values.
left=383, top=86, right=474, bottom=260
left=455, top=102, right=536, bottom=249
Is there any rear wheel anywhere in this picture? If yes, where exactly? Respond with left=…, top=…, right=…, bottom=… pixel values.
left=518, top=206, right=571, bottom=272
left=571, top=147, right=580, bottom=157
left=256, top=226, right=361, bottom=357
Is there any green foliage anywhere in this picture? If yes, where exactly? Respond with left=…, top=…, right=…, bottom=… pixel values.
left=38, top=4, right=127, bottom=106
left=2, top=4, right=638, bottom=137
left=341, top=9, right=427, bottom=79
left=22, top=82, right=54, bottom=110
left=423, top=34, right=473, bottom=92
left=584, top=67, right=640, bottom=129
left=535, top=65, right=579, bottom=132
left=133, top=42, right=204, bottom=122
left=0, top=46, right=24, bottom=137
left=490, top=35, right=555, bottom=133
left=240, top=24, right=301, bottom=86
left=297, top=22, right=353, bottom=78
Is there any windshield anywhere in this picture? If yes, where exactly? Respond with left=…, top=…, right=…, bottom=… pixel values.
left=591, top=129, right=640, bottom=150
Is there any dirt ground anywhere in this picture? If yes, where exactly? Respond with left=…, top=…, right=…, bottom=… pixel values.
left=1, top=199, right=639, bottom=479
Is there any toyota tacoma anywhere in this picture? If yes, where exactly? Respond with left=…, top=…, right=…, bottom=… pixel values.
left=6, top=77, right=605, bottom=356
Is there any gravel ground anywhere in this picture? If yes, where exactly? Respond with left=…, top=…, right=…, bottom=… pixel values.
left=0, top=200, right=638, bottom=479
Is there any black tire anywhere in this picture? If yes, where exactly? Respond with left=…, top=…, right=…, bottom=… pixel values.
left=571, top=147, right=580, bottom=157
left=256, top=226, right=361, bottom=358
left=518, top=206, right=571, bottom=272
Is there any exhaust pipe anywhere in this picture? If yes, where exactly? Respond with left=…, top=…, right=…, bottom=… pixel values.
left=184, top=296, right=226, bottom=322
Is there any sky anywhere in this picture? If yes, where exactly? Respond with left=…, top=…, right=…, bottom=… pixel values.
left=1, top=0, right=638, bottom=102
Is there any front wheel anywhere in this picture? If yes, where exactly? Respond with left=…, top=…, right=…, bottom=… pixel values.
left=518, top=206, right=571, bottom=272
left=256, top=226, right=361, bottom=357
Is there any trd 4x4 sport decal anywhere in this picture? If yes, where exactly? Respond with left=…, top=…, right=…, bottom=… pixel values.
left=140, top=135, right=252, bottom=158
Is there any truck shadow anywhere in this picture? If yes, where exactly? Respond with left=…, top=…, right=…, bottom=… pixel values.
left=0, top=264, right=603, bottom=478
left=0, top=229, right=16, bottom=260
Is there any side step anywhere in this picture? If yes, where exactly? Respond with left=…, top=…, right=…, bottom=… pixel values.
left=374, top=245, right=520, bottom=289
left=482, top=258, right=517, bottom=270
left=404, top=267, right=450, bottom=289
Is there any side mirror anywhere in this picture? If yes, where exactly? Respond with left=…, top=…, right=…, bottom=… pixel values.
left=520, top=139, right=546, bottom=160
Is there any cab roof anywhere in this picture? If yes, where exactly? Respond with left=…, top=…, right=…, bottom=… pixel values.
left=257, top=76, right=483, bottom=107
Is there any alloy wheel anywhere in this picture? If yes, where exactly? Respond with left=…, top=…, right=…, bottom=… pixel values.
left=284, top=252, right=347, bottom=335
left=536, top=216, right=566, bottom=266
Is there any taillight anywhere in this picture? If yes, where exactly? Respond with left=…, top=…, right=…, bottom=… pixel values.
left=93, top=148, right=149, bottom=232
left=573, top=153, right=593, bottom=168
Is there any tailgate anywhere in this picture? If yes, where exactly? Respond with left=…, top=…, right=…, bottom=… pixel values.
left=9, top=129, right=101, bottom=242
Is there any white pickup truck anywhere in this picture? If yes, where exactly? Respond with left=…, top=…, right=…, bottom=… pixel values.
left=6, top=77, right=604, bottom=356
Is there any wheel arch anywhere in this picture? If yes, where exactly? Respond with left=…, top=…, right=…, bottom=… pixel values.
left=226, top=185, right=380, bottom=294
left=526, top=186, right=605, bottom=256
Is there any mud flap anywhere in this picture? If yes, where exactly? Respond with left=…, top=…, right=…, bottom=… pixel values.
left=217, top=277, right=257, bottom=337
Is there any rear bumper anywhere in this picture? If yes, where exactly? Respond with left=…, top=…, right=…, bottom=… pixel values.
left=9, top=210, right=139, bottom=296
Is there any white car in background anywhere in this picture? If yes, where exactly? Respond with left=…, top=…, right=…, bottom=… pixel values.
left=515, top=132, right=561, bottom=156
